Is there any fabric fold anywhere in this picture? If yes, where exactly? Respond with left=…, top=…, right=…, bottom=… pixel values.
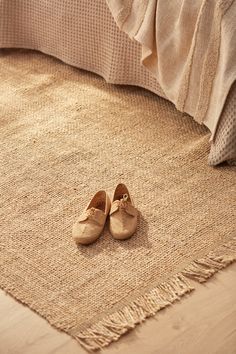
left=106, top=0, right=236, bottom=138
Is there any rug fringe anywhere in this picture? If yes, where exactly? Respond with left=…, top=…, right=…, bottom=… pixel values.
left=182, top=237, right=236, bottom=282
left=73, top=274, right=193, bottom=351
left=72, top=236, right=236, bottom=351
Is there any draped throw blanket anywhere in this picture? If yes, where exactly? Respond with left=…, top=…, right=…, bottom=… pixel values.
left=106, top=0, right=236, bottom=138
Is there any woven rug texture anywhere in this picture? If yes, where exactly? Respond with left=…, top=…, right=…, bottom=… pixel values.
left=0, top=50, right=235, bottom=351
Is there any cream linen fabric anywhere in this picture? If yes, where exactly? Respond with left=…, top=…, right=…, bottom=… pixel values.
left=106, top=0, right=236, bottom=137
left=0, top=0, right=235, bottom=164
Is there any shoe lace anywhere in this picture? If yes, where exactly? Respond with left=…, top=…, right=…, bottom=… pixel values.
left=119, top=194, right=129, bottom=210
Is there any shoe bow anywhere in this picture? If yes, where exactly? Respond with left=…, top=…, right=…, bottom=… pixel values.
left=78, top=207, right=105, bottom=226
left=110, top=196, right=137, bottom=217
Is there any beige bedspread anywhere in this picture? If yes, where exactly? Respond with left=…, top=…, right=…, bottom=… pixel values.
left=106, top=0, right=236, bottom=138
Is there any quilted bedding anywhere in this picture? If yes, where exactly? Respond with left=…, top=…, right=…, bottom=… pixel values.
left=0, top=0, right=235, bottom=165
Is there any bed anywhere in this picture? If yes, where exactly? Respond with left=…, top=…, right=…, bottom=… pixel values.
left=0, top=0, right=235, bottom=165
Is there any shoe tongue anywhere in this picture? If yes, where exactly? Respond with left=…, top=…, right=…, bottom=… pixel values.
left=87, top=207, right=105, bottom=225
left=78, top=208, right=104, bottom=223
left=88, top=207, right=104, bottom=215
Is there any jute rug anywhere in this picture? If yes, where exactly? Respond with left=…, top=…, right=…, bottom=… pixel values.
left=0, top=49, right=235, bottom=351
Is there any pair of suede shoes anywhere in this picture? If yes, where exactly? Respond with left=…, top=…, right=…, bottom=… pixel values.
left=72, top=183, right=138, bottom=245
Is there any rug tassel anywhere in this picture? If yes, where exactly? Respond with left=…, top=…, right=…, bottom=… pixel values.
left=182, top=238, right=236, bottom=282
left=72, top=237, right=236, bottom=351
left=72, top=274, right=194, bottom=351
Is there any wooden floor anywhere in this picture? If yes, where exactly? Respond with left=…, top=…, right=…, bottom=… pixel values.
left=0, top=263, right=236, bottom=354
